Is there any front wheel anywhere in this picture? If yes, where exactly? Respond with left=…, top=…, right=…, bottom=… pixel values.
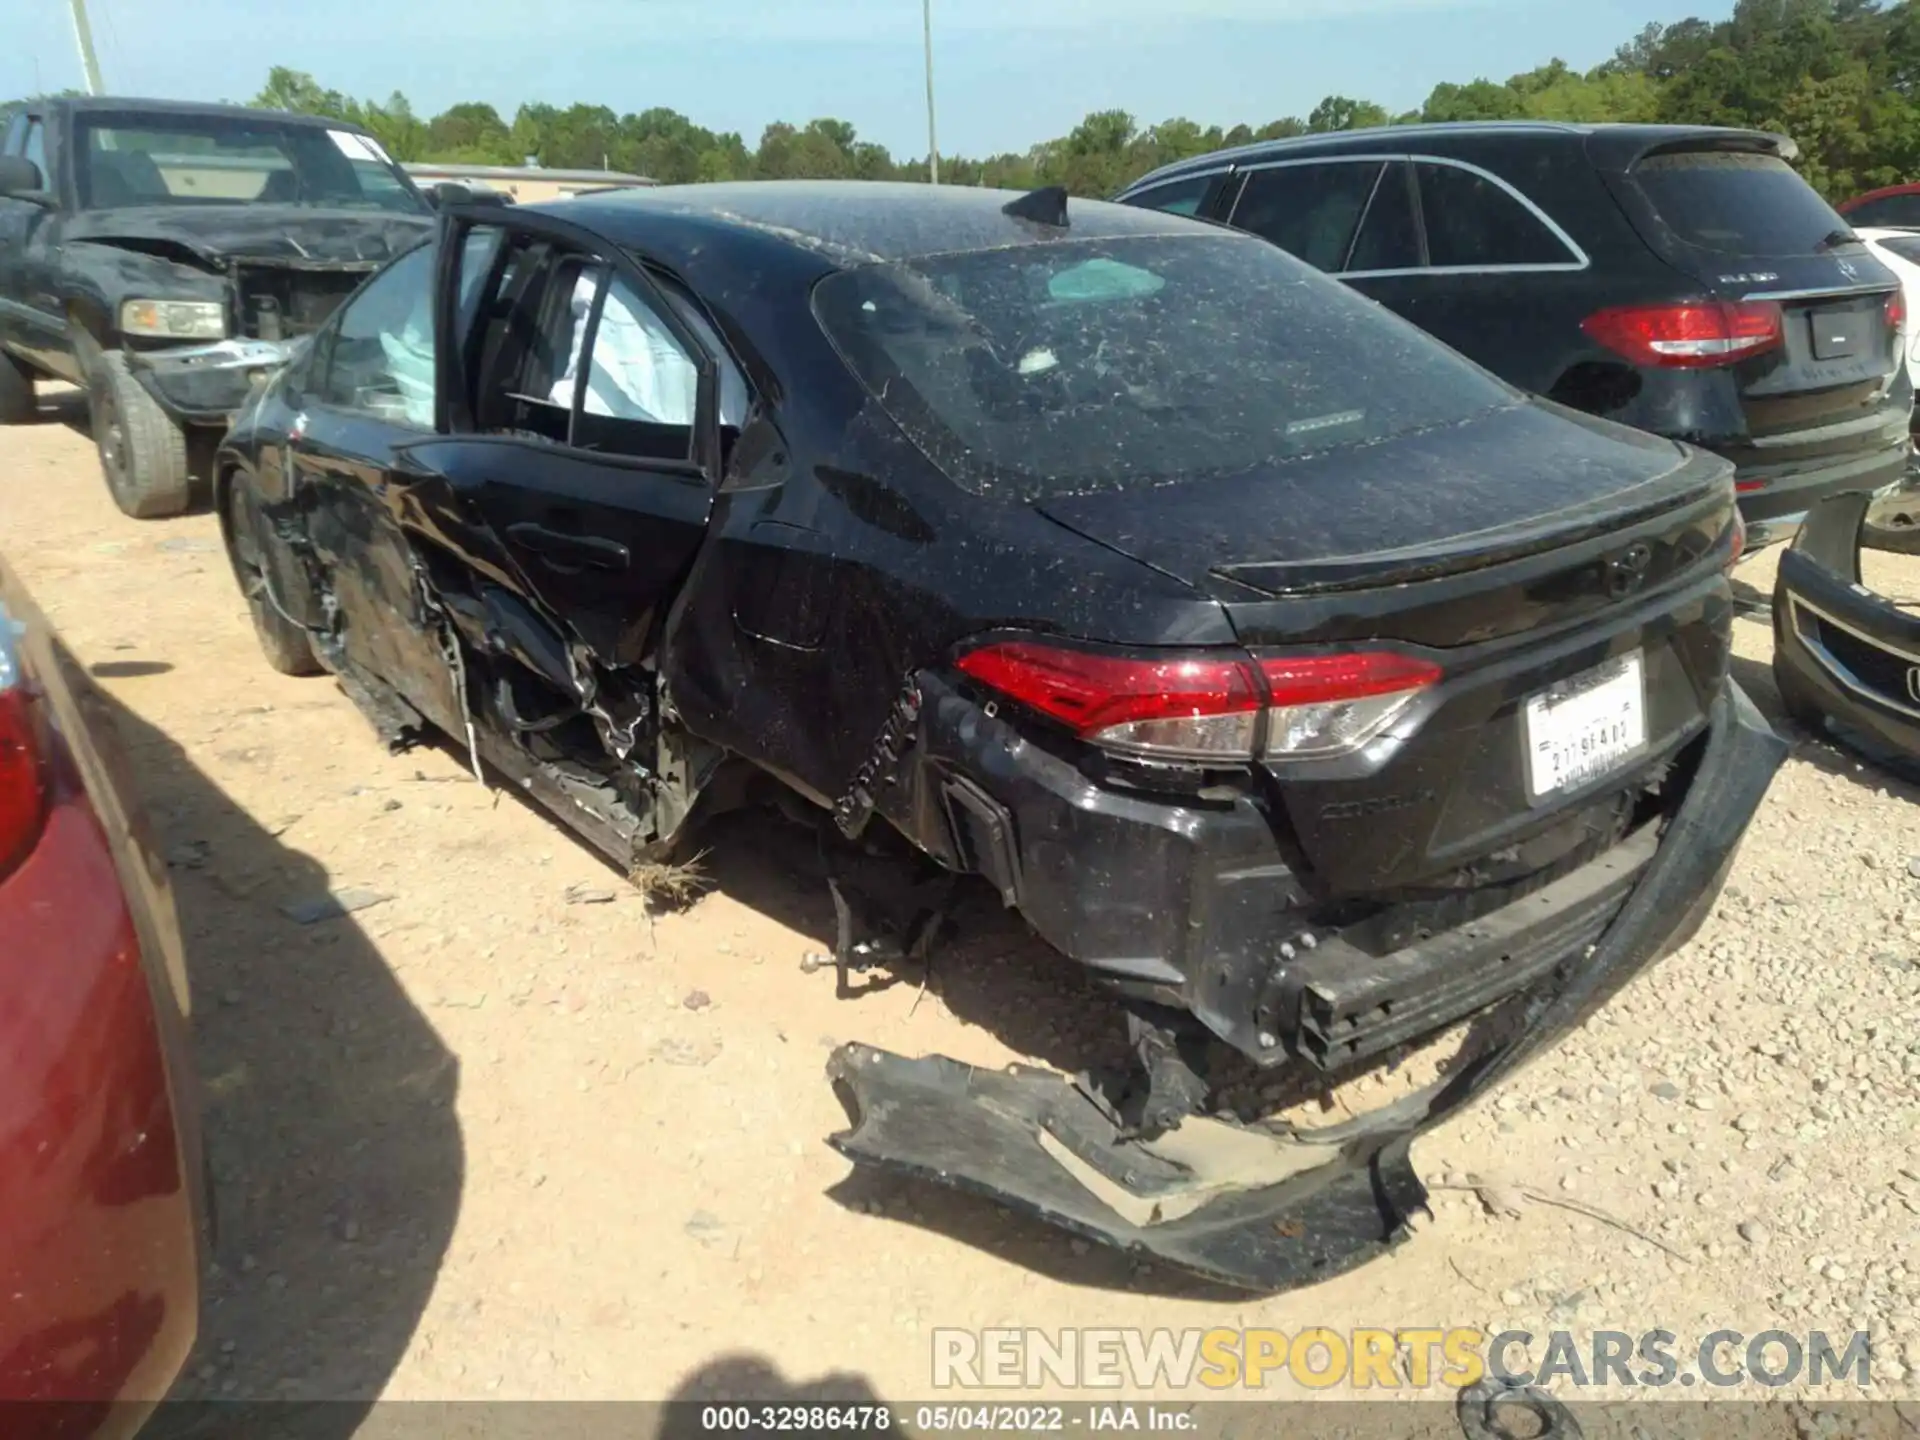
left=224, top=471, right=322, bottom=676
left=87, top=350, right=191, bottom=519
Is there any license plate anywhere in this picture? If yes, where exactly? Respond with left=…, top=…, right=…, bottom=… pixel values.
left=1523, top=653, right=1647, bottom=801
left=1810, top=310, right=1868, bottom=361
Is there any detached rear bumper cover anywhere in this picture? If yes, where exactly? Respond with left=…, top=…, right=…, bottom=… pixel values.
left=828, top=682, right=1784, bottom=1291
left=1775, top=491, right=1920, bottom=757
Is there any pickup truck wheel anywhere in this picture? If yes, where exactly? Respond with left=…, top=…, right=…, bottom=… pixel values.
left=88, top=351, right=191, bottom=519
left=0, top=351, right=36, bottom=424
left=224, top=472, right=322, bottom=676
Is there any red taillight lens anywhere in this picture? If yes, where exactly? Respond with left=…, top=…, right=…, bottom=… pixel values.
left=1888, top=289, right=1907, bottom=336
left=1581, top=301, right=1785, bottom=369
left=0, top=661, right=49, bottom=883
left=955, top=641, right=1263, bottom=761
left=955, top=641, right=1442, bottom=762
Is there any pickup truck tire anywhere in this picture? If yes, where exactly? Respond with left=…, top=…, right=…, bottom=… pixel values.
left=0, top=352, right=36, bottom=425
left=87, top=350, right=191, bottom=519
left=224, top=471, right=322, bottom=676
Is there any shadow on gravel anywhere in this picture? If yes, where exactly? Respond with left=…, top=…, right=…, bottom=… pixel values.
left=91, top=689, right=463, bottom=1435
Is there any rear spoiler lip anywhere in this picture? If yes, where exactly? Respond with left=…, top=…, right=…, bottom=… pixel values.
left=1585, top=126, right=1798, bottom=174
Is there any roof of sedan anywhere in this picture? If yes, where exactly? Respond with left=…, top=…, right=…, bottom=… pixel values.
left=546, top=180, right=1215, bottom=268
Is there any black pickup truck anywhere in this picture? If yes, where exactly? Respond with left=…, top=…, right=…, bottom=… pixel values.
left=0, top=97, right=435, bottom=517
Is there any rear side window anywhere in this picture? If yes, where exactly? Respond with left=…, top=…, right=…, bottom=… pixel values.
left=1124, top=175, right=1212, bottom=218
left=1417, top=162, right=1576, bottom=269
left=1629, top=150, right=1848, bottom=258
left=813, top=233, right=1517, bottom=501
left=1231, top=162, right=1384, bottom=272
left=1347, top=161, right=1420, bottom=272
left=1846, top=194, right=1920, bottom=230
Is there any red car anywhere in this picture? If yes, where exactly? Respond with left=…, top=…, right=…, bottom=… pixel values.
left=0, top=553, right=205, bottom=1438
left=1837, top=181, right=1920, bottom=229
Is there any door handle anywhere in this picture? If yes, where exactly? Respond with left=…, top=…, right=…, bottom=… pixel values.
left=505, top=522, right=630, bottom=571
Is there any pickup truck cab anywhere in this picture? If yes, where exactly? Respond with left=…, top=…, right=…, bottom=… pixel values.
left=0, top=97, right=434, bottom=517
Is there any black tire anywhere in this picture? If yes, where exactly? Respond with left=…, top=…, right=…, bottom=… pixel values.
left=0, top=350, right=35, bottom=425
left=1862, top=507, right=1920, bottom=555
left=224, top=472, right=322, bottom=676
left=87, top=350, right=191, bottom=519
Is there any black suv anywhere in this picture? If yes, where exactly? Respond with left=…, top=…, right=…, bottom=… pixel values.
left=1119, top=122, right=1913, bottom=551
left=0, top=97, right=435, bottom=517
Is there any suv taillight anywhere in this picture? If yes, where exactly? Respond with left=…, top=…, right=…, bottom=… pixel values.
left=955, top=640, right=1441, bottom=762
left=0, top=606, right=48, bottom=882
left=1582, top=301, right=1785, bottom=369
left=1888, top=288, right=1907, bottom=337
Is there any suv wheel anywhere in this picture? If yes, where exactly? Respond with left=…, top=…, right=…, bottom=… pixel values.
left=87, top=350, right=191, bottom=519
left=0, top=351, right=36, bottom=425
left=224, top=472, right=322, bottom=676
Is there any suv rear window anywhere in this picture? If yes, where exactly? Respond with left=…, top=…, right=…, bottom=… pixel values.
left=1629, top=150, right=1849, bottom=258
left=813, top=233, right=1516, bottom=501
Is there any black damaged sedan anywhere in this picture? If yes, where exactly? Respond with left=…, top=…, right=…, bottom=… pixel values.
left=215, top=181, right=1785, bottom=1290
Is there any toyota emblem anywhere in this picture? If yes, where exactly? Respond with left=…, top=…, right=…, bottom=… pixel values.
left=1604, top=542, right=1654, bottom=599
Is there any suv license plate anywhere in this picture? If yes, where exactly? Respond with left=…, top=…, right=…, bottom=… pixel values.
left=1524, top=653, right=1648, bottom=802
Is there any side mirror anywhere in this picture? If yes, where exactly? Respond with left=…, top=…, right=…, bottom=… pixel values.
left=0, top=155, right=50, bottom=204
left=426, top=181, right=477, bottom=209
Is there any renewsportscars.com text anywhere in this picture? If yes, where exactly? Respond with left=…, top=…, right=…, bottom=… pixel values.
left=931, top=1327, right=1876, bottom=1392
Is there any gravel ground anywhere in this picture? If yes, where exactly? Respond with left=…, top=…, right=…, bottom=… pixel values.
left=5, top=409, right=1920, bottom=1420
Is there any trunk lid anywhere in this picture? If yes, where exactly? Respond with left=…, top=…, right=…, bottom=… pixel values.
left=1598, top=137, right=1904, bottom=440
left=1039, top=402, right=1738, bottom=899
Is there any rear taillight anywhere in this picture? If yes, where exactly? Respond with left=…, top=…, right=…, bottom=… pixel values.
left=954, top=642, right=1263, bottom=761
left=954, top=640, right=1441, bottom=763
left=1258, top=651, right=1444, bottom=759
left=1581, top=301, right=1785, bottom=369
left=1889, top=289, right=1908, bottom=336
left=0, top=608, right=49, bottom=881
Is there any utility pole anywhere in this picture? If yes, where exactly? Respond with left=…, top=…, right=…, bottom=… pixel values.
left=68, top=0, right=104, bottom=95
left=923, top=0, right=940, bottom=185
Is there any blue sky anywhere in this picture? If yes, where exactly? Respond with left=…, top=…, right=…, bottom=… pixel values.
left=8, top=0, right=1730, bottom=159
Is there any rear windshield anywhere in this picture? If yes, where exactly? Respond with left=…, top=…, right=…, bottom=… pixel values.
left=1629, top=150, right=1848, bottom=258
left=73, top=114, right=426, bottom=214
left=812, top=233, right=1516, bottom=501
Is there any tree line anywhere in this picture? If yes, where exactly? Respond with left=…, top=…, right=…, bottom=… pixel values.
left=13, top=1, right=1920, bottom=202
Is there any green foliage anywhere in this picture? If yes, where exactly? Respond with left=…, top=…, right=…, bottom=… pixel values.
left=247, top=5, right=1920, bottom=202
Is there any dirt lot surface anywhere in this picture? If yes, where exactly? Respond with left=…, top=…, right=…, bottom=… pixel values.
left=6, top=409, right=1920, bottom=1417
